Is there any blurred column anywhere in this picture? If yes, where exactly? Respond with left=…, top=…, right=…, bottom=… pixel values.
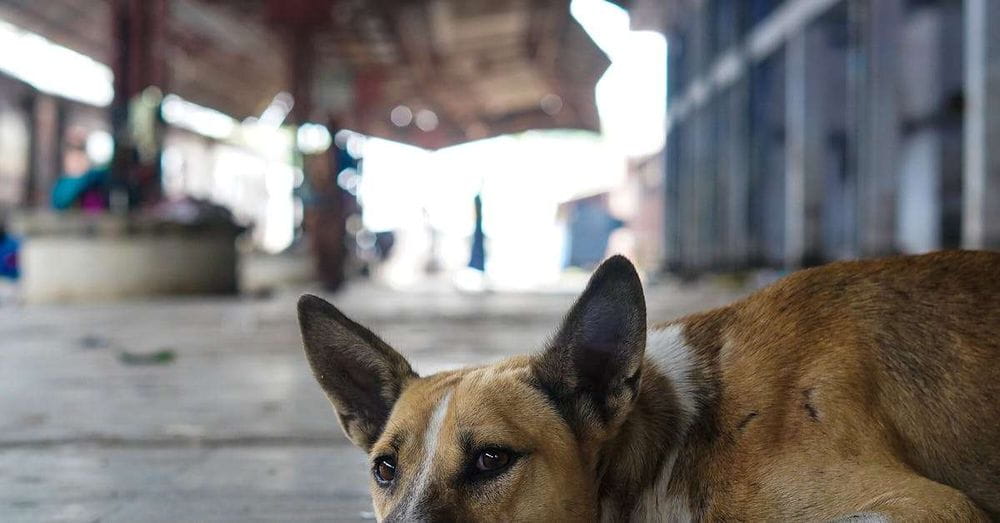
left=679, top=118, right=697, bottom=274
left=26, top=94, right=62, bottom=207
left=266, top=0, right=351, bottom=290
left=303, top=134, right=352, bottom=291
left=784, top=30, right=825, bottom=267
left=663, top=22, right=687, bottom=274
left=724, top=79, right=751, bottom=270
left=687, top=4, right=708, bottom=273
left=897, top=4, right=963, bottom=253
left=267, top=0, right=353, bottom=290
left=286, top=30, right=315, bottom=126
left=851, top=0, right=902, bottom=256
left=963, top=0, right=1000, bottom=248
left=664, top=120, right=683, bottom=273
left=110, top=0, right=168, bottom=210
left=711, top=3, right=749, bottom=272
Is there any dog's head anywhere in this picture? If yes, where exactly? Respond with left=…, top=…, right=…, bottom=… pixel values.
left=298, top=256, right=646, bottom=521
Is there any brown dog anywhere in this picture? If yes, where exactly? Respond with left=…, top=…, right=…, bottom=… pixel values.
left=298, top=251, right=1000, bottom=521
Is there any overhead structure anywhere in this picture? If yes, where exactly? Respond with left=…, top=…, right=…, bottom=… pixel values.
left=0, top=0, right=609, bottom=149
left=313, top=0, right=609, bottom=148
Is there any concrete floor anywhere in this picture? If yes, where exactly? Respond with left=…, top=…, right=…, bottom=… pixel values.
left=0, top=280, right=745, bottom=522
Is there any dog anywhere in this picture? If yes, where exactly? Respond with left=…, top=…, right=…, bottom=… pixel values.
left=298, top=251, right=999, bottom=521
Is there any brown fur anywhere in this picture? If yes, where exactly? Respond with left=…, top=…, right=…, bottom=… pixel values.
left=370, top=360, right=595, bottom=521
left=668, top=250, right=1000, bottom=521
left=299, top=251, right=1000, bottom=522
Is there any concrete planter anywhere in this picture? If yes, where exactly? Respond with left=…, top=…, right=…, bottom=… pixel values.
left=12, top=212, right=241, bottom=304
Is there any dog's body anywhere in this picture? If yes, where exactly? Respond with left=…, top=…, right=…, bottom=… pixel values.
left=299, top=251, right=1000, bottom=521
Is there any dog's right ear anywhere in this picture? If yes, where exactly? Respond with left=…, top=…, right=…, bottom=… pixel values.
left=533, top=255, right=646, bottom=441
left=297, top=294, right=416, bottom=451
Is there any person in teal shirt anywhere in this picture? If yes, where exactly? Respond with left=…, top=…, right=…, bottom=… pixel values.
left=51, top=166, right=110, bottom=211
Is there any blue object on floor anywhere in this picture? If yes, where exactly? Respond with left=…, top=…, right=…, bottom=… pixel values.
left=0, top=234, right=19, bottom=280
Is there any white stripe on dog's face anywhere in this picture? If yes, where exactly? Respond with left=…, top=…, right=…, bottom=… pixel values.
left=402, top=390, right=452, bottom=517
left=368, top=359, right=597, bottom=522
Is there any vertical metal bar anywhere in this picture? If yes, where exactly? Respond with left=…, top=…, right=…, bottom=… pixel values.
left=785, top=26, right=826, bottom=267
left=785, top=32, right=808, bottom=267
left=963, top=0, right=1000, bottom=248
left=851, top=0, right=902, bottom=257
left=727, top=77, right=750, bottom=269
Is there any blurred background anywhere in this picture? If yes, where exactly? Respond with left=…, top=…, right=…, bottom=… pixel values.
left=0, top=0, right=666, bottom=299
left=0, top=0, right=998, bottom=521
left=0, top=0, right=998, bottom=299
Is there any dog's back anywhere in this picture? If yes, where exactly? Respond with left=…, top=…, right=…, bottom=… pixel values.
left=698, top=250, right=1000, bottom=519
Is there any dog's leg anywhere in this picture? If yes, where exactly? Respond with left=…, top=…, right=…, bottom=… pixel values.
left=824, top=468, right=989, bottom=523
left=744, top=460, right=990, bottom=522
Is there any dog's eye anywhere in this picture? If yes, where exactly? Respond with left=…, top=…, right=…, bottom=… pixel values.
left=475, top=448, right=511, bottom=473
left=373, top=456, right=396, bottom=485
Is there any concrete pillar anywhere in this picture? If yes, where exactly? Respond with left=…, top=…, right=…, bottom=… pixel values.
left=851, top=0, right=902, bottom=256
left=110, top=0, right=168, bottom=209
left=26, top=94, right=62, bottom=208
left=784, top=30, right=826, bottom=267
left=963, top=0, right=1000, bottom=248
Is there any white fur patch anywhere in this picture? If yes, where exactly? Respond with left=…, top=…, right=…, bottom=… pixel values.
left=601, top=448, right=693, bottom=522
left=628, top=324, right=698, bottom=522
left=646, top=324, right=698, bottom=425
left=626, top=450, right=693, bottom=523
left=404, top=390, right=452, bottom=517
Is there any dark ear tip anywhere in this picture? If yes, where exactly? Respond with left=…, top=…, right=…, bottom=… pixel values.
left=601, top=254, right=636, bottom=271
left=297, top=294, right=336, bottom=319
left=595, top=255, right=641, bottom=284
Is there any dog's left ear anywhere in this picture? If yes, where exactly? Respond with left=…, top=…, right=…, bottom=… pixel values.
left=534, top=255, right=646, bottom=439
left=298, top=295, right=416, bottom=451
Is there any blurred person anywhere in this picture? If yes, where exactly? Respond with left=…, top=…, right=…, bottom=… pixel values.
left=423, top=207, right=441, bottom=275
left=565, top=194, right=624, bottom=269
left=51, top=137, right=110, bottom=212
left=374, top=231, right=396, bottom=262
left=468, top=193, right=485, bottom=272
left=51, top=165, right=110, bottom=212
left=301, top=124, right=360, bottom=291
left=454, top=193, right=488, bottom=293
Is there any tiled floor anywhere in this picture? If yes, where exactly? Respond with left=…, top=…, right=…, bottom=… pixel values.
left=0, top=280, right=745, bottom=522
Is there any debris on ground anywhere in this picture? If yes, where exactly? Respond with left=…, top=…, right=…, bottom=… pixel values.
left=118, top=349, right=177, bottom=366
left=78, top=334, right=112, bottom=349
